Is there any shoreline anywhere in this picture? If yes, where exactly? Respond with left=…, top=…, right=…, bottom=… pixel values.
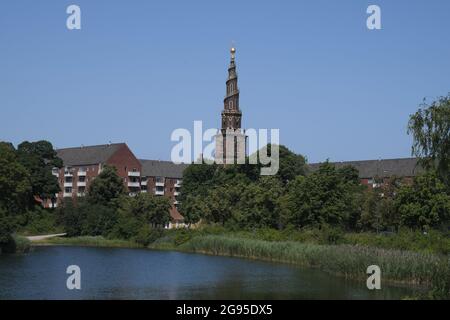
left=31, top=235, right=448, bottom=295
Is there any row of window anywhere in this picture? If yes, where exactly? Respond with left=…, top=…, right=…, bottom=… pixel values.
left=63, top=187, right=171, bottom=196
left=64, top=176, right=87, bottom=183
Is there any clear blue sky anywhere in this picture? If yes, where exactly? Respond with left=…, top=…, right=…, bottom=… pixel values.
left=1, top=0, right=449, bottom=163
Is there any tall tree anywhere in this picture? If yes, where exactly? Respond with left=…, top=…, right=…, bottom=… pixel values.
left=279, top=162, right=363, bottom=229
left=234, top=176, right=284, bottom=229
left=17, top=140, right=62, bottom=202
left=179, top=194, right=209, bottom=225
left=408, top=95, right=450, bottom=186
left=394, top=170, right=450, bottom=230
left=0, top=142, right=31, bottom=213
left=87, top=165, right=126, bottom=206
left=250, top=144, right=307, bottom=184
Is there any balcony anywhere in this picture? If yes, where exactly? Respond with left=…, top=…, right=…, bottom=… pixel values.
left=128, top=182, right=140, bottom=188
left=77, top=181, right=86, bottom=187
left=64, top=171, right=73, bottom=177
left=64, top=182, right=73, bottom=187
left=155, top=181, right=165, bottom=187
left=128, top=171, right=141, bottom=177
left=77, top=170, right=87, bottom=176
left=77, top=193, right=86, bottom=197
left=52, top=169, right=59, bottom=177
left=141, top=180, right=148, bottom=186
left=175, top=180, right=182, bottom=188
left=155, top=190, right=164, bottom=196
left=174, top=191, right=180, bottom=197
left=63, top=192, right=72, bottom=198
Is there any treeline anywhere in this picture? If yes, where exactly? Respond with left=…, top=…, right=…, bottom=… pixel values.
left=179, top=148, right=449, bottom=232
left=180, top=95, right=450, bottom=233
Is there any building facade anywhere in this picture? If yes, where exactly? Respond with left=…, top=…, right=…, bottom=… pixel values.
left=215, top=47, right=247, bottom=164
left=49, top=143, right=187, bottom=227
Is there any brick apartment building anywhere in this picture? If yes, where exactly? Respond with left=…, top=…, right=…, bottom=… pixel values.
left=309, top=158, right=423, bottom=188
left=49, top=143, right=187, bottom=227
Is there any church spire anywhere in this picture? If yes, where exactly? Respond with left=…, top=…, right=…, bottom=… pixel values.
left=222, top=46, right=242, bottom=131
left=215, top=46, right=247, bottom=164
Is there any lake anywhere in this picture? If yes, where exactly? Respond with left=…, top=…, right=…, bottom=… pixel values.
left=0, top=246, right=420, bottom=299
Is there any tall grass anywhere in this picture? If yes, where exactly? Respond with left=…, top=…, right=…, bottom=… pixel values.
left=36, top=236, right=140, bottom=248
left=180, top=235, right=449, bottom=290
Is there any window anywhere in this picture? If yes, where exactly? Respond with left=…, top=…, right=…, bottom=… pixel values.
left=155, top=177, right=164, bottom=183
left=64, top=187, right=72, bottom=193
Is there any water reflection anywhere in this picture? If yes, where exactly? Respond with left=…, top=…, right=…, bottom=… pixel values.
left=0, top=246, right=421, bottom=300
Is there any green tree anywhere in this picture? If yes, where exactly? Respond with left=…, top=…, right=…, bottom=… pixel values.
left=408, top=95, right=450, bottom=186
left=56, top=199, right=86, bottom=237
left=144, top=194, right=171, bottom=227
left=0, top=207, right=13, bottom=245
left=117, top=193, right=171, bottom=229
left=178, top=163, right=220, bottom=202
left=110, top=199, right=142, bottom=240
left=82, top=203, right=118, bottom=236
left=0, top=142, right=31, bottom=213
left=280, top=162, right=363, bottom=229
left=251, top=144, right=307, bottom=184
left=179, top=194, right=208, bottom=225
left=395, top=171, right=450, bottom=230
left=234, top=176, right=284, bottom=228
left=204, top=184, right=239, bottom=226
left=17, top=140, right=62, bottom=202
left=87, top=165, right=126, bottom=206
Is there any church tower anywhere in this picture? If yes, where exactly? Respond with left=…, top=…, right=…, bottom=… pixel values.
left=215, top=47, right=247, bottom=164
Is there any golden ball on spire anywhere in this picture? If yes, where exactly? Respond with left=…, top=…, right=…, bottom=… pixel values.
left=230, top=47, right=236, bottom=60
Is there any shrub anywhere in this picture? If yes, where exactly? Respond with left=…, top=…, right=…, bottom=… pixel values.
left=134, top=226, right=163, bottom=247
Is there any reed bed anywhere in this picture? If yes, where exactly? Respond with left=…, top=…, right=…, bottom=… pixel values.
left=180, top=235, right=449, bottom=289
left=36, top=236, right=139, bottom=248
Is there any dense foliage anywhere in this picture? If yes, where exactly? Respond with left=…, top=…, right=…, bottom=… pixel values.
left=0, top=141, right=61, bottom=248
left=57, top=165, right=172, bottom=241
left=408, top=94, right=450, bottom=187
left=179, top=144, right=449, bottom=233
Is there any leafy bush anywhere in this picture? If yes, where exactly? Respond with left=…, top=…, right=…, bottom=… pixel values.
left=17, top=208, right=62, bottom=235
left=134, top=225, right=163, bottom=247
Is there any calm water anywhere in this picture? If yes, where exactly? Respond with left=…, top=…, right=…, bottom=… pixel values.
left=0, top=246, right=420, bottom=300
